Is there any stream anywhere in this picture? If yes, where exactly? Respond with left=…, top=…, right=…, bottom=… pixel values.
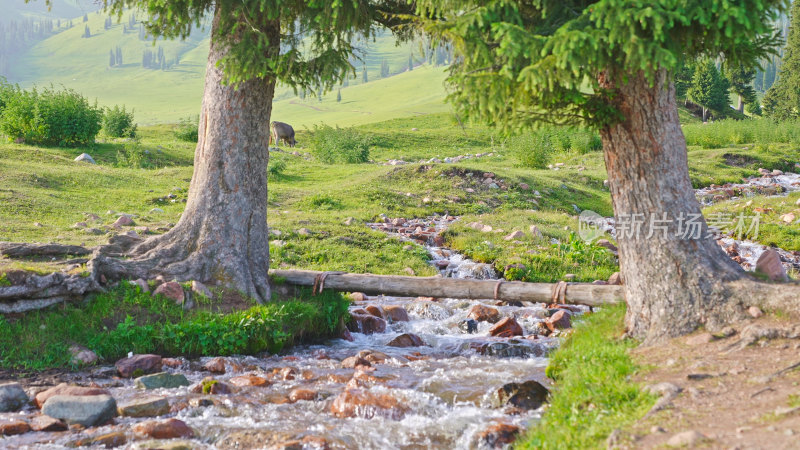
left=3, top=217, right=575, bottom=449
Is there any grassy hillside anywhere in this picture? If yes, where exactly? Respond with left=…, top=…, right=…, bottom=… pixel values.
left=5, top=9, right=448, bottom=125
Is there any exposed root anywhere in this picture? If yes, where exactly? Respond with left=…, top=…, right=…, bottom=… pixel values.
left=0, top=270, right=100, bottom=313
left=0, top=242, right=92, bottom=258
left=725, top=323, right=800, bottom=352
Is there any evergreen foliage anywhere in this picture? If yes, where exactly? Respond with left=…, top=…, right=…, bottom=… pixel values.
left=688, top=59, right=731, bottom=121
left=764, top=0, right=800, bottom=120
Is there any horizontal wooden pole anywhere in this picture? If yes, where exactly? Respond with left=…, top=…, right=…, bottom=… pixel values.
left=269, top=269, right=624, bottom=307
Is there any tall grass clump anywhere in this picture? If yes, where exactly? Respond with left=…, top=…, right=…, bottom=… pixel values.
left=519, top=305, right=656, bottom=449
left=0, top=84, right=102, bottom=146
left=310, top=124, right=371, bottom=164
left=510, top=127, right=601, bottom=168
left=102, top=105, right=137, bottom=138
left=174, top=115, right=199, bottom=142
left=684, top=118, right=800, bottom=148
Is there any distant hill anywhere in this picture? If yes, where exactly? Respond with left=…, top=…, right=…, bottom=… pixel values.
left=2, top=4, right=453, bottom=126
left=0, top=0, right=100, bottom=24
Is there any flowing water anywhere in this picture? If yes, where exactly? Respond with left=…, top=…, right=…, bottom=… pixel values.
left=6, top=216, right=574, bottom=449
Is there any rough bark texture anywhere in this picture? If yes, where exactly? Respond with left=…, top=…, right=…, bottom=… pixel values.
left=94, top=9, right=278, bottom=303
left=599, top=69, right=750, bottom=343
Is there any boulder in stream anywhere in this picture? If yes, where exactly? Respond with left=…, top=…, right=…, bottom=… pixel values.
left=488, top=317, right=524, bottom=337
left=330, top=389, right=408, bottom=420
left=491, top=380, right=549, bottom=410
left=118, top=396, right=170, bottom=417
left=387, top=333, right=426, bottom=347
left=41, top=394, right=117, bottom=427
left=0, top=382, right=29, bottom=412
left=135, top=372, right=190, bottom=390
left=116, top=354, right=162, bottom=378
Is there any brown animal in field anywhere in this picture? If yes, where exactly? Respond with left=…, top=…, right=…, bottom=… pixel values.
left=270, top=121, right=296, bottom=147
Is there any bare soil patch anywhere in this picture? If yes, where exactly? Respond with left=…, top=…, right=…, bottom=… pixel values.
left=621, top=315, right=800, bottom=449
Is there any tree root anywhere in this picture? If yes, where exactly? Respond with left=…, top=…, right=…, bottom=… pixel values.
left=0, top=271, right=100, bottom=313
left=725, top=323, right=800, bottom=352
left=0, top=242, right=92, bottom=258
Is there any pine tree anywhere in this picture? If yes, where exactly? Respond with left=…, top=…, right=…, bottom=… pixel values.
left=763, top=0, right=800, bottom=119
left=380, top=59, right=389, bottom=77
left=725, top=63, right=757, bottom=113
left=116, top=46, right=122, bottom=65
left=83, top=25, right=90, bottom=38
left=764, top=60, right=777, bottom=90
left=408, top=54, right=413, bottom=71
left=688, top=59, right=730, bottom=121
left=754, top=68, right=764, bottom=92
left=673, top=60, right=695, bottom=102
left=109, top=49, right=115, bottom=67
left=362, top=65, right=368, bottom=83
left=83, top=14, right=88, bottom=22
left=336, top=89, right=342, bottom=102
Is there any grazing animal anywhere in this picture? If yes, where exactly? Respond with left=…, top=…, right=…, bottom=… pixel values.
left=270, top=121, right=296, bottom=147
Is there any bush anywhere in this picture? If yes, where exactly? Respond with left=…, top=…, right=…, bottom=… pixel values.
left=268, top=157, right=287, bottom=178
left=0, top=85, right=102, bottom=146
left=174, top=115, right=198, bottom=142
left=310, top=124, right=371, bottom=164
left=509, top=131, right=553, bottom=169
left=102, top=105, right=136, bottom=138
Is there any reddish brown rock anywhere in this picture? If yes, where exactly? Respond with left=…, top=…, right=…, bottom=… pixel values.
left=34, top=384, right=110, bottom=409
left=190, top=377, right=233, bottom=395
left=488, top=317, right=524, bottom=337
left=330, top=389, right=408, bottom=419
left=347, top=313, right=387, bottom=335
left=132, top=418, right=194, bottom=439
left=341, top=356, right=371, bottom=369
left=288, top=388, right=316, bottom=402
left=279, top=367, right=298, bottom=381
left=0, top=418, right=30, bottom=435
left=115, top=354, right=162, bottom=378
left=608, top=272, right=623, bottom=285
left=478, top=423, right=521, bottom=448
left=74, top=431, right=128, bottom=448
left=30, top=415, right=67, bottom=432
left=755, top=249, right=788, bottom=282
left=112, top=215, right=134, bottom=227
left=350, top=292, right=367, bottom=302
left=153, top=281, right=185, bottom=304
left=468, top=304, right=501, bottom=323
left=383, top=305, right=410, bottom=322
left=545, top=310, right=572, bottom=332
left=204, top=357, right=227, bottom=374
left=162, top=357, right=183, bottom=368
left=365, top=305, right=385, bottom=319
left=228, top=375, right=270, bottom=387
left=387, top=333, right=426, bottom=348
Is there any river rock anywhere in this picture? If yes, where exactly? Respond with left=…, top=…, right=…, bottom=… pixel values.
left=545, top=310, right=572, bottom=331
left=41, top=394, right=117, bottom=427
left=488, top=317, right=524, bottom=337
left=191, top=377, right=233, bottom=395
left=69, top=345, right=98, bottom=366
left=135, top=372, right=190, bottom=390
left=204, top=357, right=227, bottom=374
left=492, top=380, right=549, bottom=410
left=755, top=249, right=788, bottom=282
left=133, top=418, right=194, bottom=439
left=460, top=318, right=479, bottom=334
left=29, top=415, right=67, bottom=432
left=330, top=389, right=408, bottom=419
left=0, top=418, right=30, bottom=436
left=229, top=375, right=270, bottom=387
left=112, top=215, right=134, bottom=227
left=365, top=305, right=385, bottom=319
left=347, top=313, right=387, bottom=335
left=468, top=304, right=501, bottom=323
left=387, top=333, right=426, bottom=347
left=191, top=280, right=213, bottom=299
left=608, top=272, right=623, bottom=285
left=478, top=423, right=521, bottom=448
left=34, top=384, right=110, bottom=409
left=383, top=305, right=410, bottom=322
left=153, top=281, right=185, bottom=304
left=289, top=388, right=317, bottom=402
left=116, top=354, right=162, bottom=378
left=478, top=341, right=549, bottom=358
left=341, top=356, right=371, bottom=369
left=117, top=396, right=169, bottom=418
left=0, top=382, right=29, bottom=412
left=75, top=431, right=127, bottom=448
left=349, top=292, right=367, bottom=302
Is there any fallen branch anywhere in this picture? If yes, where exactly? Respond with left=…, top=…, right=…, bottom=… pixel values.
left=0, top=242, right=92, bottom=258
left=269, top=269, right=624, bottom=306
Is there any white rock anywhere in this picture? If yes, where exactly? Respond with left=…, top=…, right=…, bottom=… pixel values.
left=74, top=153, right=96, bottom=164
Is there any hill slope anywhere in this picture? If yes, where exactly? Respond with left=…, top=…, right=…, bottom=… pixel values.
left=4, top=8, right=450, bottom=125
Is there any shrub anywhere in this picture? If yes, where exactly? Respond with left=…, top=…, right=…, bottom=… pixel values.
left=310, top=124, right=371, bottom=164
left=509, top=131, right=553, bottom=169
left=0, top=85, right=102, bottom=146
left=174, top=115, right=198, bottom=142
left=102, top=105, right=137, bottom=138
left=268, top=157, right=288, bottom=178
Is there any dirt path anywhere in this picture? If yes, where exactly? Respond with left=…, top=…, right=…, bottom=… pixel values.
left=617, top=315, right=800, bottom=449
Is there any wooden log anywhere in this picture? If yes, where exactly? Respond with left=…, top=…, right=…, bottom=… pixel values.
left=0, top=242, right=92, bottom=258
left=269, top=269, right=624, bottom=307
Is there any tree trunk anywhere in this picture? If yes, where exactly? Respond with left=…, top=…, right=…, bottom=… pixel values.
left=702, top=106, right=708, bottom=122
left=738, top=95, right=744, bottom=114
left=94, top=8, right=278, bottom=303
left=598, top=69, right=749, bottom=343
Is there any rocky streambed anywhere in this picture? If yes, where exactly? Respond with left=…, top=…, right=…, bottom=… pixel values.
left=0, top=216, right=582, bottom=449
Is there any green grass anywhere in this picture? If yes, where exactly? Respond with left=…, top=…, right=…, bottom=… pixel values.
left=519, top=305, right=656, bottom=449
left=0, top=283, right=349, bottom=371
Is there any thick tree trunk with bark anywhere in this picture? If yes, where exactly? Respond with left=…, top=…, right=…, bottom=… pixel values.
left=599, top=70, right=750, bottom=343
left=94, top=9, right=278, bottom=303
left=737, top=95, right=744, bottom=114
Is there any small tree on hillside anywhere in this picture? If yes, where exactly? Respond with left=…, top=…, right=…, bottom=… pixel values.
left=116, top=46, right=122, bottom=65
left=673, top=60, right=695, bottom=104
left=83, top=25, right=91, bottom=38
left=408, top=53, right=413, bottom=71
left=380, top=59, right=389, bottom=77
left=416, top=0, right=795, bottom=343
left=83, top=14, right=88, bottom=22
left=337, top=89, right=342, bottom=102
left=362, top=65, right=368, bottom=83
left=109, top=49, right=115, bottom=66
left=688, top=59, right=730, bottom=121
left=764, top=0, right=800, bottom=120
left=725, top=63, right=757, bottom=113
